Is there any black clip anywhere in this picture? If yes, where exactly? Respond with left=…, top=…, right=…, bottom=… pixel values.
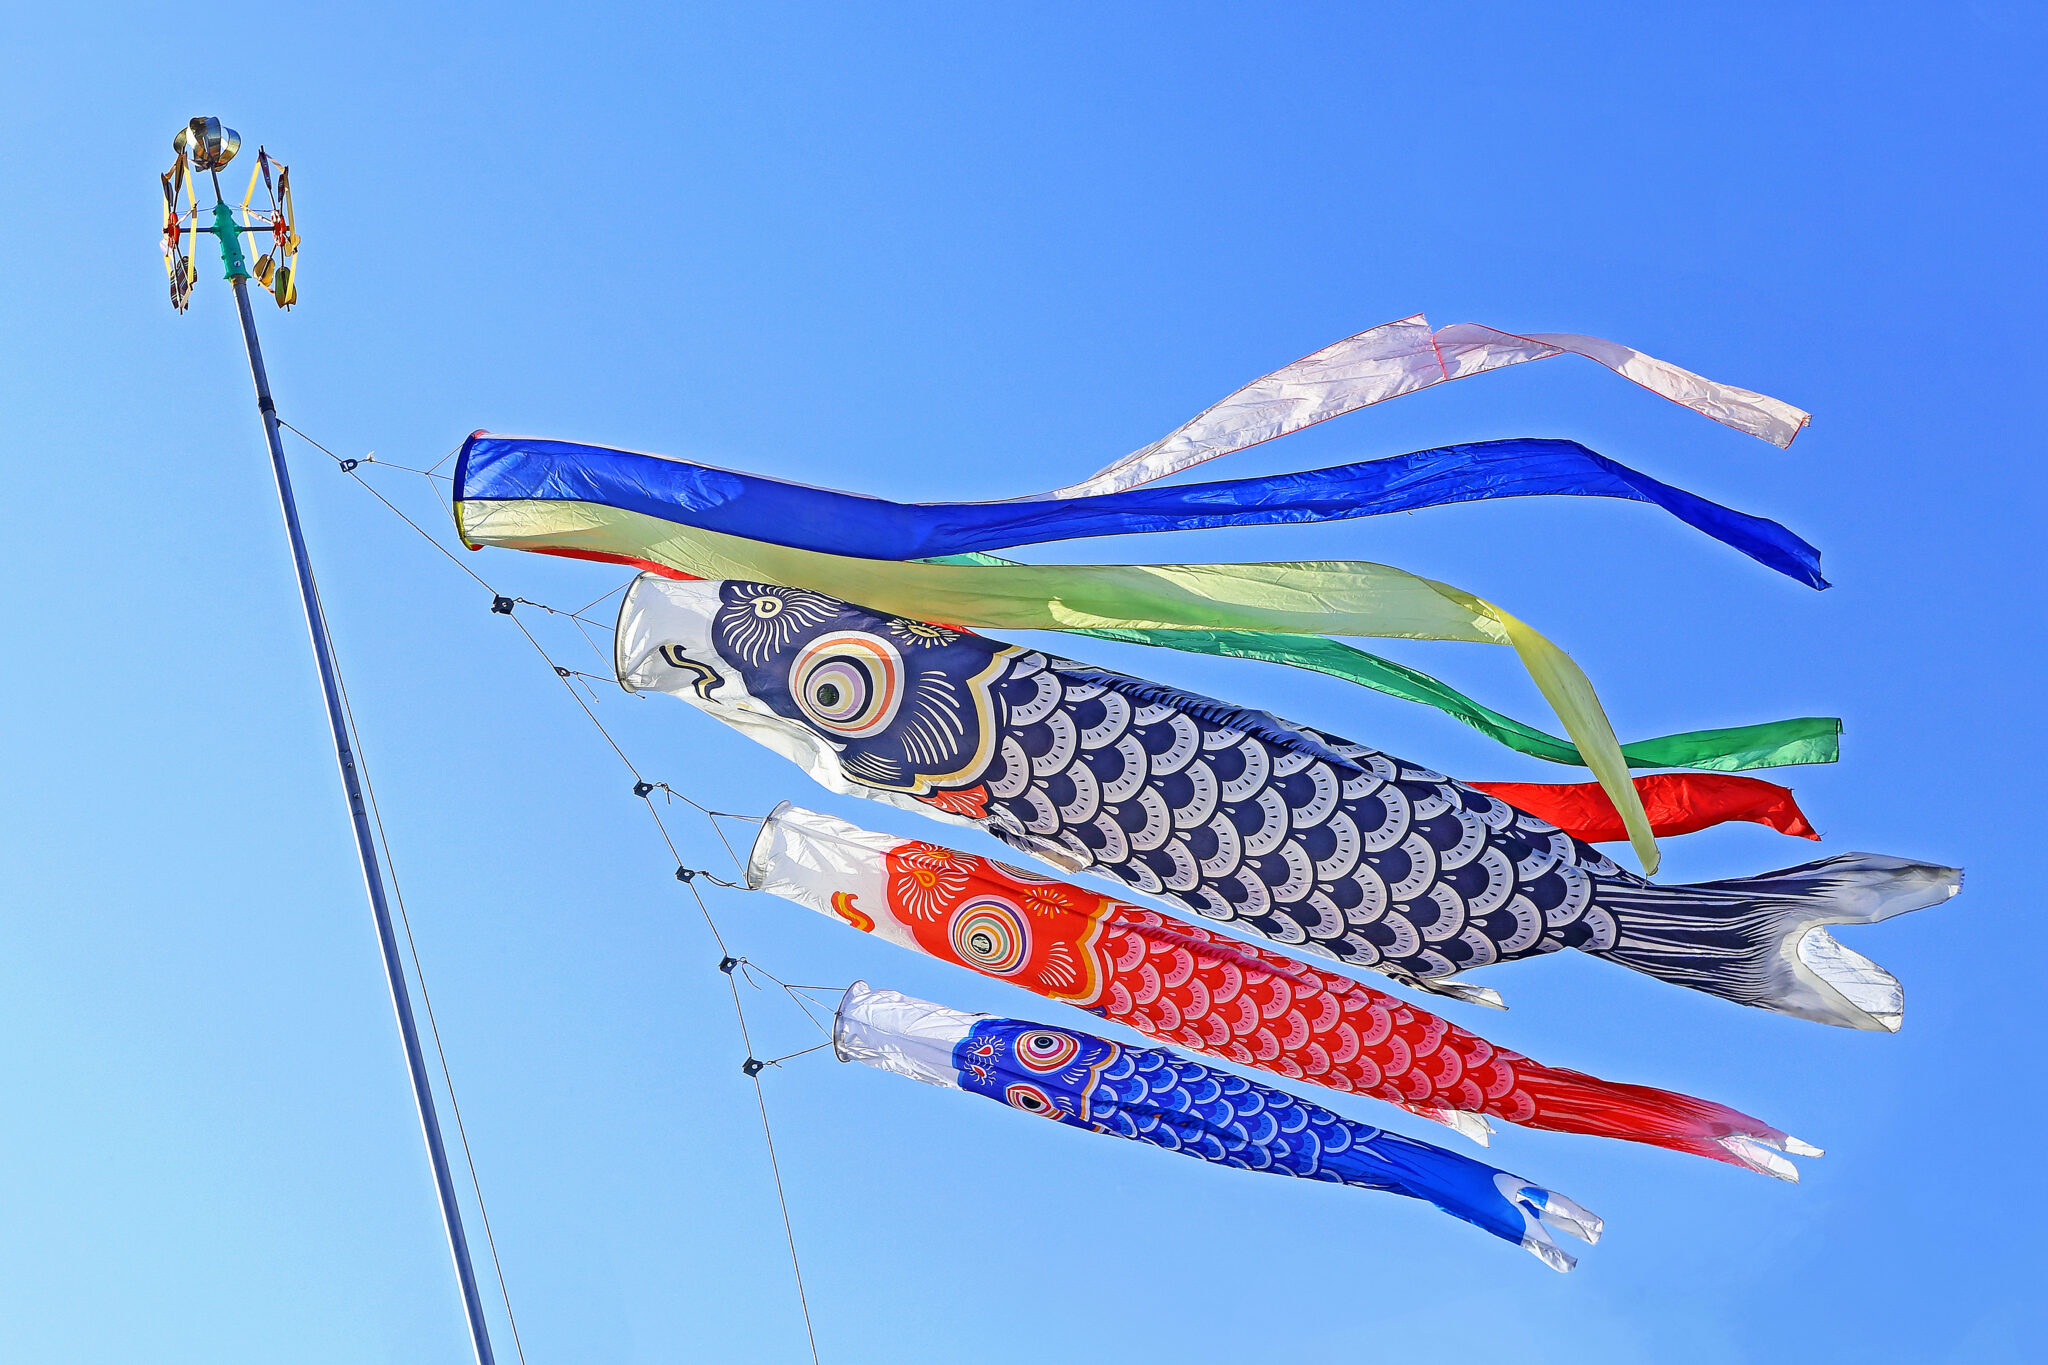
left=675, top=867, right=697, bottom=883
left=554, top=665, right=571, bottom=678
left=718, top=955, right=741, bottom=974
left=632, top=780, right=655, bottom=798
left=741, top=1058, right=766, bottom=1077
left=338, top=458, right=360, bottom=473
left=491, top=595, right=516, bottom=615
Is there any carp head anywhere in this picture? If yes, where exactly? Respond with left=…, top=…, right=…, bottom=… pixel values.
left=616, top=575, right=1016, bottom=798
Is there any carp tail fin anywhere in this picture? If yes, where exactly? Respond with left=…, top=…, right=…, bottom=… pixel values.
left=1511, top=1064, right=1819, bottom=1179
left=1592, top=853, right=1960, bottom=1030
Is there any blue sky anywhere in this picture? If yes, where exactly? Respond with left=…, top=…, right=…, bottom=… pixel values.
left=3, top=4, right=2044, bottom=1361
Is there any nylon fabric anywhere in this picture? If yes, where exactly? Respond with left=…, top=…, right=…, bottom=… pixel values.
left=464, top=496, right=1656, bottom=867
left=834, top=982, right=1602, bottom=1269
left=1063, top=623, right=1841, bottom=772
left=1055, top=314, right=1810, bottom=497
left=454, top=432, right=1824, bottom=588
left=755, top=805, right=1811, bottom=1175
left=1466, top=774, right=1820, bottom=844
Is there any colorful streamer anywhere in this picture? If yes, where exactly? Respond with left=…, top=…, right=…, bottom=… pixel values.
left=1051, top=314, right=1810, bottom=498
left=924, top=552, right=1840, bottom=773
left=1071, top=623, right=1841, bottom=771
left=455, top=433, right=1825, bottom=587
left=833, top=982, right=1604, bottom=1269
left=469, top=499, right=1661, bottom=866
left=619, top=575, right=1961, bottom=1028
left=1468, top=774, right=1820, bottom=845
left=752, top=805, right=1814, bottom=1175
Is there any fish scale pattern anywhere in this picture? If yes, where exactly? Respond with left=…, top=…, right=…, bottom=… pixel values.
left=949, top=1015, right=1591, bottom=1264
left=855, top=837, right=1788, bottom=1166
left=642, top=577, right=1963, bottom=1031
left=1092, top=905, right=1541, bottom=1123
left=1090, top=1040, right=1395, bottom=1175
left=978, top=653, right=1629, bottom=986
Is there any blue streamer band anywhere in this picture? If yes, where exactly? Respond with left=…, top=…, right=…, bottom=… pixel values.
left=455, top=434, right=1827, bottom=589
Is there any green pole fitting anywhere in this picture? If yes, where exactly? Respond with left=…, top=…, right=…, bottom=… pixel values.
left=211, top=201, right=251, bottom=281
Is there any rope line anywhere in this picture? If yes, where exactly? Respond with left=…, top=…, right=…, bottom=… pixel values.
left=288, top=424, right=829, bottom=1359
left=752, top=1041, right=836, bottom=1068
left=692, top=881, right=823, bottom=1365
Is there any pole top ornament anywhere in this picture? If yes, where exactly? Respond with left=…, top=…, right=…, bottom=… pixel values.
left=173, top=116, right=241, bottom=170
left=160, top=116, right=299, bottom=313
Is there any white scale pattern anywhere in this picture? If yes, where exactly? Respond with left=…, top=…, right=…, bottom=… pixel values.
left=974, top=652, right=1626, bottom=988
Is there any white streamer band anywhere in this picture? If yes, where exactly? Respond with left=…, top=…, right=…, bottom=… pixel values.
left=1050, top=314, right=1809, bottom=498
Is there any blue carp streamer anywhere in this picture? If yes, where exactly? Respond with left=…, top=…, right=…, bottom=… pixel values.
left=834, top=983, right=1601, bottom=1269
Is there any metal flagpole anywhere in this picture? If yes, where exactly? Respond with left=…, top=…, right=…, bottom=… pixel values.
left=167, top=116, right=499, bottom=1365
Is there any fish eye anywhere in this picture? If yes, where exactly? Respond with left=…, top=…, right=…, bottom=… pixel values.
left=1011, top=1027, right=1081, bottom=1072
left=1004, top=1082, right=1059, bottom=1116
left=948, top=899, right=1029, bottom=975
left=789, top=632, right=904, bottom=738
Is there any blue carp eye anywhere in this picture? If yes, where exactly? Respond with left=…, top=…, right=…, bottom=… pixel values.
left=1014, top=1029, right=1081, bottom=1072
left=1004, top=1082, right=1059, bottom=1116
left=790, top=632, right=905, bottom=738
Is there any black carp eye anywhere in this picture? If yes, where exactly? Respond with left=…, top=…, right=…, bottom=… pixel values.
left=789, top=632, right=905, bottom=738
left=1013, top=1029, right=1081, bottom=1072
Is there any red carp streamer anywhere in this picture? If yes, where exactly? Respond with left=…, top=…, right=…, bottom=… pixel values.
left=748, top=805, right=1816, bottom=1178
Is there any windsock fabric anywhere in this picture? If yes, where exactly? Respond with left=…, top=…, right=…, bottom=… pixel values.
left=1039, top=624, right=1841, bottom=773
left=752, top=805, right=1814, bottom=1176
left=1468, top=774, right=1820, bottom=845
left=454, top=433, right=1825, bottom=587
left=1050, top=314, right=1810, bottom=498
left=471, top=503, right=1661, bottom=867
left=923, top=553, right=1841, bottom=774
left=833, top=982, right=1604, bottom=1270
left=621, top=575, right=1962, bottom=1029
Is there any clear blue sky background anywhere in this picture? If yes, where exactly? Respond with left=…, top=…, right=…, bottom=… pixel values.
left=4, top=5, right=2043, bottom=1362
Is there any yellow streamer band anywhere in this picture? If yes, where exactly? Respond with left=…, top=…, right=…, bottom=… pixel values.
left=458, top=497, right=1660, bottom=872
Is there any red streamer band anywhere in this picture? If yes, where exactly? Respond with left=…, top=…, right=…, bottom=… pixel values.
left=1469, top=773, right=1819, bottom=845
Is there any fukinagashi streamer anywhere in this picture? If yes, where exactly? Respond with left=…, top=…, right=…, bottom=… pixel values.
left=1047, top=313, right=1810, bottom=497
left=456, top=432, right=1824, bottom=587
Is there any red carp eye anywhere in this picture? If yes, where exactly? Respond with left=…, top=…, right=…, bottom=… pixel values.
left=948, top=898, right=1029, bottom=975
left=1013, top=1029, right=1081, bottom=1072
left=790, top=632, right=904, bottom=738
left=1004, top=1082, right=1060, bottom=1116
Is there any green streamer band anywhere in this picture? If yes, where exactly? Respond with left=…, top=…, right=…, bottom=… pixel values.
left=930, top=552, right=1839, bottom=773
left=1069, top=626, right=1839, bottom=772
